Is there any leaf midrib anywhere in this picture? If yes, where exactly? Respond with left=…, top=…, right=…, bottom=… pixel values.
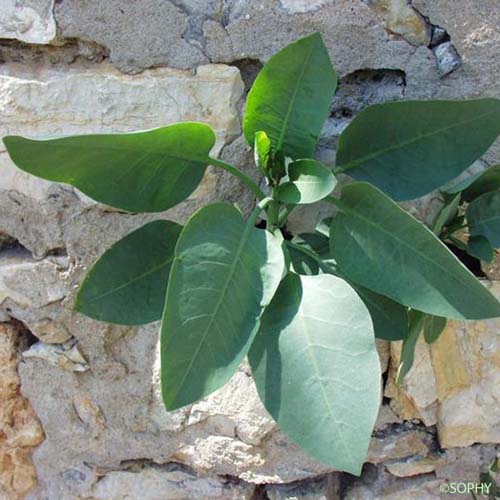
left=170, top=216, right=257, bottom=403
left=82, top=257, right=173, bottom=303
left=276, top=41, right=316, bottom=152
left=338, top=195, right=486, bottom=303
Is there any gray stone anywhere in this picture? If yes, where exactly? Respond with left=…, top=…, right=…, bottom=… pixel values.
left=54, top=0, right=208, bottom=73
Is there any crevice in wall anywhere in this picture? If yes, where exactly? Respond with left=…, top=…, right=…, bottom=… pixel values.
left=0, top=38, right=108, bottom=67
left=362, top=0, right=462, bottom=77
left=228, top=58, right=263, bottom=94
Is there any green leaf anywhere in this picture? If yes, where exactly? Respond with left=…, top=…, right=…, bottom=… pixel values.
left=76, top=220, right=182, bottom=325
left=352, top=285, right=409, bottom=341
left=466, top=190, right=500, bottom=247
left=329, top=182, right=500, bottom=320
left=161, top=203, right=284, bottom=410
left=277, top=159, right=336, bottom=204
left=423, top=314, right=447, bottom=344
left=3, top=122, right=216, bottom=212
left=336, top=99, right=500, bottom=201
left=254, top=131, right=272, bottom=176
left=397, top=310, right=424, bottom=384
left=462, top=165, right=500, bottom=202
left=249, top=273, right=380, bottom=475
left=287, top=237, right=409, bottom=341
left=243, top=33, right=337, bottom=159
left=467, top=236, right=495, bottom=263
left=432, top=193, right=461, bottom=235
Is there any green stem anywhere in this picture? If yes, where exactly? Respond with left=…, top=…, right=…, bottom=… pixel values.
left=278, top=204, right=296, bottom=225
left=210, top=158, right=266, bottom=200
left=249, top=197, right=273, bottom=227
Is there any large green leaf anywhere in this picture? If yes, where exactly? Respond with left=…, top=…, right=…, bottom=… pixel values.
left=336, top=99, right=500, bottom=201
left=76, top=220, right=182, bottom=325
left=462, top=165, right=500, bottom=202
left=249, top=273, right=380, bottom=475
left=277, top=159, right=336, bottom=204
left=466, top=190, right=500, bottom=247
left=161, top=203, right=284, bottom=410
left=432, top=193, right=460, bottom=236
left=329, top=182, right=500, bottom=320
left=243, top=33, right=337, bottom=159
left=3, top=122, right=215, bottom=212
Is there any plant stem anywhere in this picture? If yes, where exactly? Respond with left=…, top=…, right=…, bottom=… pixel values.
left=210, top=158, right=266, bottom=200
left=266, top=188, right=280, bottom=233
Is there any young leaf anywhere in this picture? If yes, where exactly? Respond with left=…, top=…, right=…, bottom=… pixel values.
left=243, top=33, right=337, bottom=160
left=76, top=220, right=182, bottom=325
left=277, top=159, right=336, bottom=204
left=432, top=193, right=460, bottom=236
left=466, top=190, right=500, bottom=247
left=462, top=165, right=500, bottom=202
left=254, top=131, right=272, bottom=176
left=467, top=236, right=495, bottom=263
left=423, top=314, right=447, bottom=344
left=249, top=273, right=380, bottom=475
left=329, top=182, right=500, bottom=320
left=161, top=203, right=284, bottom=410
left=3, top=122, right=216, bottom=212
left=397, top=310, right=424, bottom=384
left=336, top=99, right=500, bottom=201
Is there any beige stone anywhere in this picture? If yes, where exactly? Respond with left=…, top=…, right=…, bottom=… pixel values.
left=0, top=0, right=56, bottom=44
left=0, top=323, right=44, bottom=499
left=385, top=456, right=445, bottom=477
left=367, top=429, right=429, bottom=464
left=367, top=0, right=431, bottom=46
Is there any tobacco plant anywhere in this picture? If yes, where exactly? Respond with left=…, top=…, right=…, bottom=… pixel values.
left=4, top=33, right=500, bottom=475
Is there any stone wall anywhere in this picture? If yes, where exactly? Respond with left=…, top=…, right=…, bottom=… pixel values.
left=0, top=1, right=499, bottom=498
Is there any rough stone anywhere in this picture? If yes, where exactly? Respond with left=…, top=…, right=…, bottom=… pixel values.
left=266, top=473, right=340, bottom=499
left=0, top=62, right=245, bottom=257
left=0, top=0, right=56, bottom=44
left=0, top=323, right=44, bottom=499
left=54, top=0, right=208, bottom=73
left=387, top=282, right=500, bottom=449
left=366, top=0, right=431, bottom=46
left=90, top=466, right=255, bottom=500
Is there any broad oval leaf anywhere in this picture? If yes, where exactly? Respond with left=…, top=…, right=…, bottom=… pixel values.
left=249, top=273, right=381, bottom=475
left=466, top=190, right=500, bottom=247
left=462, top=165, right=500, bottom=202
left=243, top=33, right=337, bottom=159
left=337, top=99, right=500, bottom=201
left=330, top=182, right=500, bottom=320
left=161, top=203, right=284, bottom=410
left=76, top=220, right=182, bottom=325
left=277, top=159, right=336, bottom=204
left=3, top=122, right=216, bottom=212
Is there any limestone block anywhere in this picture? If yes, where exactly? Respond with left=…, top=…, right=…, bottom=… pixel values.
left=0, top=0, right=55, bottom=44
left=0, top=323, right=44, bottom=499
left=387, top=282, right=500, bottom=449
